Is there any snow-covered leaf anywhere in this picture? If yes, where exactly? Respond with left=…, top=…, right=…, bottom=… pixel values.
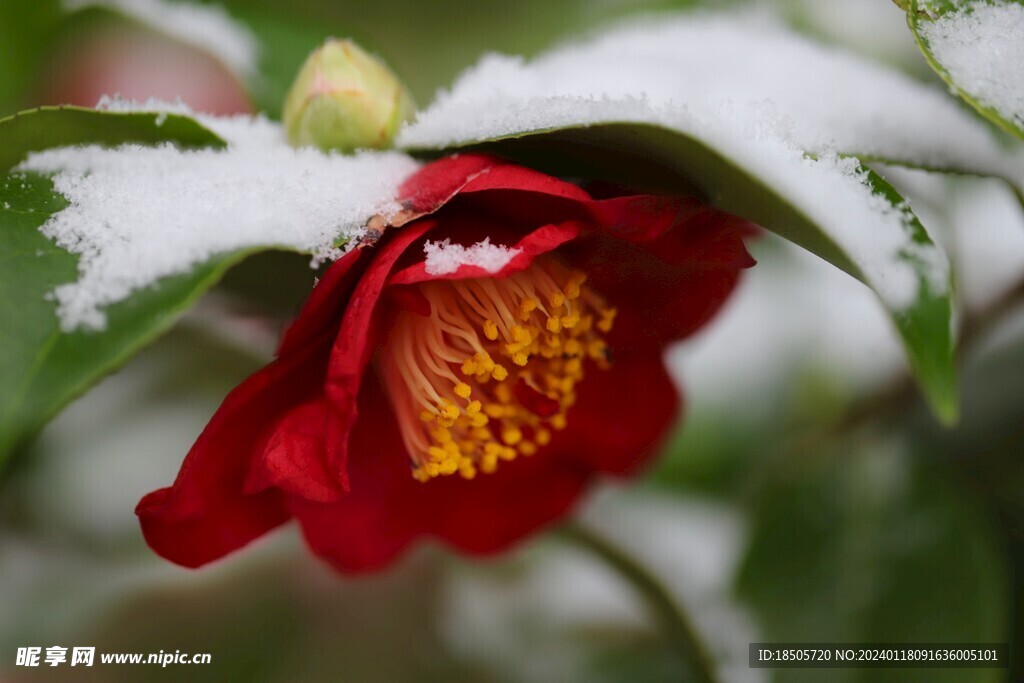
left=908, top=0, right=1024, bottom=142
left=0, top=104, right=417, bottom=466
left=401, top=15, right=964, bottom=422
left=0, top=106, right=229, bottom=463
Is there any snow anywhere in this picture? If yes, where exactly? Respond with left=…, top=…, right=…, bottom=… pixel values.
left=63, top=0, right=259, bottom=79
left=18, top=100, right=419, bottom=331
left=400, top=12, right=1024, bottom=310
left=919, top=1, right=1024, bottom=131
left=401, top=13, right=1019, bottom=177
left=423, top=238, right=522, bottom=275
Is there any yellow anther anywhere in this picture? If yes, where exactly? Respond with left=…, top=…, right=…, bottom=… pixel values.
left=465, top=400, right=482, bottom=416
left=500, top=446, right=517, bottom=461
left=432, top=428, right=453, bottom=444
left=519, top=298, right=538, bottom=320
left=492, top=365, right=509, bottom=381
left=461, top=358, right=478, bottom=375
left=438, top=401, right=460, bottom=427
left=564, top=272, right=586, bottom=299
left=564, top=339, right=582, bottom=356
left=454, top=382, right=472, bottom=399
left=484, top=442, right=503, bottom=457
left=597, top=308, right=617, bottom=333
left=471, top=412, right=489, bottom=427
left=478, top=353, right=496, bottom=372
left=425, top=463, right=440, bottom=477
left=551, top=414, right=568, bottom=430
left=502, top=427, right=523, bottom=446
left=428, top=446, right=447, bottom=462
left=561, top=314, right=579, bottom=329
left=481, top=455, right=499, bottom=474
left=459, top=465, right=477, bottom=480
left=483, top=319, right=499, bottom=341
left=536, top=429, right=552, bottom=446
left=546, top=317, right=562, bottom=333
left=439, top=459, right=459, bottom=475
left=549, top=291, right=565, bottom=308
left=484, top=404, right=506, bottom=419
left=512, top=351, right=529, bottom=366
left=495, top=383, right=513, bottom=403
left=520, top=441, right=537, bottom=456
left=420, top=409, right=435, bottom=422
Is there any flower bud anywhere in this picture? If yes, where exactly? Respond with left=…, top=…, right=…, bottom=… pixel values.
left=283, top=39, right=415, bottom=153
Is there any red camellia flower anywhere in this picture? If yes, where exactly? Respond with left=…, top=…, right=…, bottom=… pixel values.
left=136, top=154, right=756, bottom=572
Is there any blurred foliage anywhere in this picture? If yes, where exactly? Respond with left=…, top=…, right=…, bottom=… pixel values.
left=652, top=312, right=1024, bottom=680
left=737, top=449, right=1006, bottom=683
left=0, top=0, right=714, bottom=118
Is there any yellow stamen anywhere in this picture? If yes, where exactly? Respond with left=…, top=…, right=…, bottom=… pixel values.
left=378, top=255, right=616, bottom=482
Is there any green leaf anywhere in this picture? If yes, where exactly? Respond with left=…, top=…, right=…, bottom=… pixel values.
left=736, top=449, right=1007, bottom=683
left=411, top=122, right=958, bottom=423
left=908, top=0, right=1024, bottom=142
left=0, top=107, right=231, bottom=465
left=0, top=105, right=227, bottom=170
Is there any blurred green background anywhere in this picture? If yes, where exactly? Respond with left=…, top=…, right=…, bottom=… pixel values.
left=1, top=0, right=1022, bottom=681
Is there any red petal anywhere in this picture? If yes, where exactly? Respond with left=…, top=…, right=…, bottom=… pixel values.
left=457, top=163, right=592, bottom=202
left=557, top=348, right=680, bottom=476
left=399, top=154, right=591, bottom=214
left=562, top=203, right=755, bottom=348
left=290, top=376, right=590, bottom=572
left=136, top=342, right=328, bottom=568
left=244, top=399, right=343, bottom=503
left=398, top=154, right=501, bottom=213
left=320, top=220, right=438, bottom=480
left=277, top=248, right=365, bottom=357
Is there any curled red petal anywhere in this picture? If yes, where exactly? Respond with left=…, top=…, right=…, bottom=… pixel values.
left=290, top=376, right=591, bottom=572
left=320, top=220, right=439, bottom=479
left=244, top=399, right=343, bottom=503
left=136, top=341, right=328, bottom=568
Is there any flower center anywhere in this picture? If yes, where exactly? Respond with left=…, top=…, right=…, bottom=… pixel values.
left=380, top=255, right=616, bottom=482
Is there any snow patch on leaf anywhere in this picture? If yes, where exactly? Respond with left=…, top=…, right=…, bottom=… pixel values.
left=400, top=13, right=973, bottom=311
left=918, top=0, right=1024, bottom=132
left=18, top=101, right=419, bottom=331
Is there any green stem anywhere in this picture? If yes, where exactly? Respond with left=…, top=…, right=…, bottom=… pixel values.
left=560, top=522, right=719, bottom=683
